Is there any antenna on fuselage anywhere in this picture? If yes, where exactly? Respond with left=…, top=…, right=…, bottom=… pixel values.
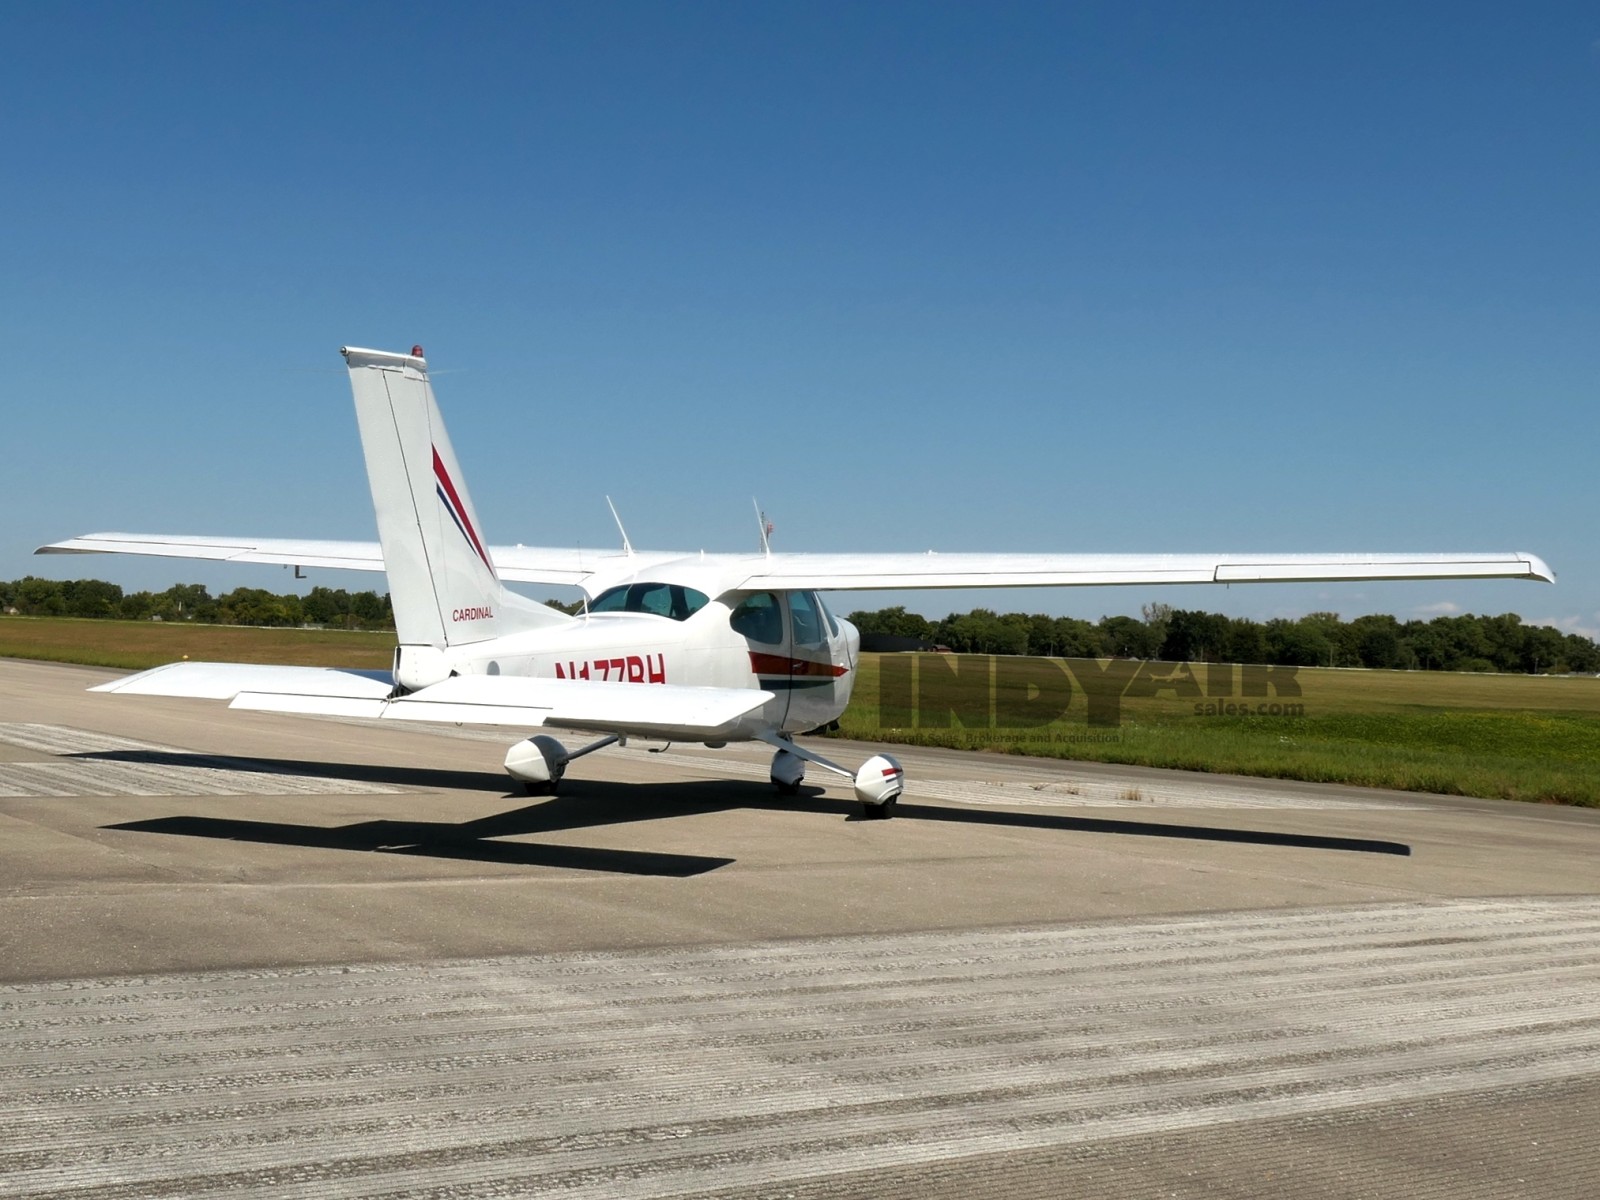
left=606, top=496, right=634, bottom=557
left=753, top=497, right=773, bottom=557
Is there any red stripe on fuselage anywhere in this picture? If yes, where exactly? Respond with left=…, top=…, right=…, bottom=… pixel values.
left=748, top=651, right=848, bottom=678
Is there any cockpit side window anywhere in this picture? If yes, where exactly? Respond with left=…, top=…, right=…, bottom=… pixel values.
left=790, top=590, right=826, bottom=648
left=729, top=592, right=784, bottom=645
left=588, top=582, right=709, bottom=621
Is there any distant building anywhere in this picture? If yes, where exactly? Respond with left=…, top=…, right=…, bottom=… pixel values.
left=860, top=633, right=946, bottom=653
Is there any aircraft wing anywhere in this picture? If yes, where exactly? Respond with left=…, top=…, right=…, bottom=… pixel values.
left=92, top=662, right=771, bottom=741
left=38, top=533, right=388, bottom=574
left=733, top=550, right=1556, bottom=591
left=39, top=536, right=1554, bottom=593
left=35, top=533, right=653, bottom=588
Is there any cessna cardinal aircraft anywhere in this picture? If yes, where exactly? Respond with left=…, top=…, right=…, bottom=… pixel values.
left=38, top=345, right=1554, bottom=817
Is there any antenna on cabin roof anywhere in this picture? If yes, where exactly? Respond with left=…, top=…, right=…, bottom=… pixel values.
left=605, top=496, right=634, bottom=557
left=753, top=498, right=773, bottom=557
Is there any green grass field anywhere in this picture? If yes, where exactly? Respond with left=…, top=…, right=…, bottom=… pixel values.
left=4, top=618, right=1596, bottom=806
left=0, top=615, right=395, bottom=670
left=840, top=653, right=1600, bottom=807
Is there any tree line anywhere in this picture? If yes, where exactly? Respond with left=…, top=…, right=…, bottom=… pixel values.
left=6, top=577, right=1595, bottom=673
left=1, top=577, right=395, bottom=630
left=846, top=603, right=1600, bottom=675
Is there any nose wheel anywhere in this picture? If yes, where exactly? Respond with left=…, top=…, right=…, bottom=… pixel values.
left=764, top=736, right=904, bottom=818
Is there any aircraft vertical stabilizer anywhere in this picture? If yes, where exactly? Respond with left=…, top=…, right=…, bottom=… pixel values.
left=341, top=346, right=572, bottom=652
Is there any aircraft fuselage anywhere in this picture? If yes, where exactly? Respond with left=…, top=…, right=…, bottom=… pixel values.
left=417, top=589, right=860, bottom=740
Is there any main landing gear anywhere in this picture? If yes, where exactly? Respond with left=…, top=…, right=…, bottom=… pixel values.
left=763, top=734, right=904, bottom=820
left=769, top=746, right=807, bottom=797
left=503, top=733, right=620, bottom=796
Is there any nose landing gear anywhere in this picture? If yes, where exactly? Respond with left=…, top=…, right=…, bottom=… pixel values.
left=764, top=735, right=904, bottom=819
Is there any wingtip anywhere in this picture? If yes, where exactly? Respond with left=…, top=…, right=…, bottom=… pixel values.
left=1521, top=553, right=1556, bottom=584
left=34, top=532, right=145, bottom=556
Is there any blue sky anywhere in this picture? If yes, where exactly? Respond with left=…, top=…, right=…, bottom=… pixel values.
left=5, top=2, right=1596, bottom=635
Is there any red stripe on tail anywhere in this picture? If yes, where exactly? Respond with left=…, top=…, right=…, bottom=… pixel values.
left=433, top=447, right=495, bottom=576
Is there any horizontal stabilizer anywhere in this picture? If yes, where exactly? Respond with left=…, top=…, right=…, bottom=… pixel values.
left=90, top=662, right=394, bottom=700
left=373, top=675, right=772, bottom=738
left=93, top=661, right=771, bottom=742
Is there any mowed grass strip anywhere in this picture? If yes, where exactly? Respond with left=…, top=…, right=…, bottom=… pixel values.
left=839, top=653, right=1600, bottom=807
left=0, top=616, right=395, bottom=670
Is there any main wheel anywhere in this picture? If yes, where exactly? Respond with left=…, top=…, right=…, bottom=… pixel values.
left=769, top=746, right=805, bottom=797
left=522, top=779, right=558, bottom=797
left=861, top=796, right=897, bottom=820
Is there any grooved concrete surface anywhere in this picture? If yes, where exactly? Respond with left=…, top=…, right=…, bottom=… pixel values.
left=2, top=658, right=1598, bottom=1198
left=0, top=723, right=404, bottom=797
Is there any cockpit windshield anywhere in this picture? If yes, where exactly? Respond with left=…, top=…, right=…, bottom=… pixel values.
left=587, top=582, right=709, bottom=621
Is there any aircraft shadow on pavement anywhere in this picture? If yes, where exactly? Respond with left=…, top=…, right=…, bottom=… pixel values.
left=477, top=784, right=1410, bottom=857
left=105, top=812, right=734, bottom=877
left=83, top=749, right=739, bottom=877
left=883, top=801, right=1411, bottom=856
left=82, top=748, right=1410, bottom=864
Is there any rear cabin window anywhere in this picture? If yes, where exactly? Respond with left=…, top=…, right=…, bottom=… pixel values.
left=729, top=592, right=784, bottom=645
left=588, top=582, right=709, bottom=621
left=817, top=592, right=840, bottom=638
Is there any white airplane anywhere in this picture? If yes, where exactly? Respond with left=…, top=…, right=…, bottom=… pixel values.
left=39, top=345, right=1554, bottom=817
